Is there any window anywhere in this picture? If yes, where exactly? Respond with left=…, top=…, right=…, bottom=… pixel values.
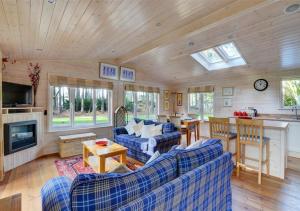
left=124, top=91, right=159, bottom=120
left=191, top=42, right=246, bottom=71
left=49, top=86, right=112, bottom=131
left=281, top=79, right=300, bottom=107
left=188, top=93, right=214, bottom=120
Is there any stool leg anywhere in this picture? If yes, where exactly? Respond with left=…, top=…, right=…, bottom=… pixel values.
left=258, top=144, right=263, bottom=185
left=266, top=141, right=270, bottom=176
left=236, top=142, right=240, bottom=177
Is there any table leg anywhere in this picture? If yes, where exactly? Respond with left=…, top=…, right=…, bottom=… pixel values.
left=99, top=157, right=106, bottom=173
left=187, top=130, right=191, bottom=146
left=120, top=151, right=127, bottom=164
left=83, top=145, right=88, bottom=167
left=197, top=123, right=200, bottom=140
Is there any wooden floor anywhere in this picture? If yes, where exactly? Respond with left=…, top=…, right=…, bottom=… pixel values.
left=0, top=154, right=300, bottom=211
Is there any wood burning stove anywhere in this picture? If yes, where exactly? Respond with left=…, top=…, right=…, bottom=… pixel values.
left=4, top=120, right=37, bottom=155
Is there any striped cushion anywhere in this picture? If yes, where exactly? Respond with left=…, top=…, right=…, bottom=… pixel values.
left=70, top=153, right=177, bottom=211
left=176, top=139, right=223, bottom=175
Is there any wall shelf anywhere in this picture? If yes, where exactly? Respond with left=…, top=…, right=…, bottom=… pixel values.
left=2, top=107, right=44, bottom=114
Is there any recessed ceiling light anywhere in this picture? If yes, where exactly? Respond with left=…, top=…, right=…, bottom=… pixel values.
left=48, top=0, right=55, bottom=4
left=156, top=22, right=161, bottom=27
left=284, top=4, right=300, bottom=14
left=36, top=49, right=43, bottom=51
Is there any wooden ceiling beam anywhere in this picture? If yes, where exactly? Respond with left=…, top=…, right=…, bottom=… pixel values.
left=117, top=0, right=275, bottom=64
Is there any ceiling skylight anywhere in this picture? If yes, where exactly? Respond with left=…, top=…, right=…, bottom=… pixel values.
left=191, top=42, right=246, bottom=71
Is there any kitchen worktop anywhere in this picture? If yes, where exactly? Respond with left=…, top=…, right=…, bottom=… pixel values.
left=227, top=117, right=289, bottom=129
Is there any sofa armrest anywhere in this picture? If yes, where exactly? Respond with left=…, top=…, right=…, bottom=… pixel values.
left=153, top=131, right=181, bottom=153
left=113, top=127, right=128, bottom=136
left=41, top=176, right=72, bottom=211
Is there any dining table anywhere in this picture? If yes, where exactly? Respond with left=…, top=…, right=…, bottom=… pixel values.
left=181, top=119, right=200, bottom=146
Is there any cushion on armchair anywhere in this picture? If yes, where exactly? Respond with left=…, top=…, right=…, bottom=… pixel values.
left=70, top=153, right=177, bottom=211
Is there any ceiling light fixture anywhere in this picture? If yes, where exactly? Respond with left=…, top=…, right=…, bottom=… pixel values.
left=284, top=4, right=300, bottom=14
left=48, top=0, right=56, bottom=4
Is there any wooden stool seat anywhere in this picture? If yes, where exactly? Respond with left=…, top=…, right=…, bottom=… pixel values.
left=236, top=118, right=270, bottom=185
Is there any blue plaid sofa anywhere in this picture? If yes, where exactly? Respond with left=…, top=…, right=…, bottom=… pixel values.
left=113, top=118, right=181, bottom=163
left=41, top=139, right=234, bottom=211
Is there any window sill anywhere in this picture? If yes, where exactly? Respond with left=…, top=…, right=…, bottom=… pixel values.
left=48, top=123, right=113, bottom=133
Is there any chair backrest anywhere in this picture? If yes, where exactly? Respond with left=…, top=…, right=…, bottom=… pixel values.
left=188, top=113, right=198, bottom=120
left=157, top=115, right=168, bottom=123
left=209, top=117, right=230, bottom=139
left=169, top=116, right=181, bottom=128
left=236, top=118, right=263, bottom=145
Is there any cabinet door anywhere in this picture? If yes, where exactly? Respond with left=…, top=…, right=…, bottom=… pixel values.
left=288, top=122, right=300, bottom=158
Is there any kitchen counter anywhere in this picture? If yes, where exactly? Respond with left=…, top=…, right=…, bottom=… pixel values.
left=200, top=119, right=288, bottom=179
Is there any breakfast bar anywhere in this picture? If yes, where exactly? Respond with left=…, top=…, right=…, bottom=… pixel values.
left=200, top=119, right=289, bottom=179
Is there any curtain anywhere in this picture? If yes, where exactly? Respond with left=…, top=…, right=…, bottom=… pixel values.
left=187, top=85, right=214, bottom=93
left=124, top=84, right=160, bottom=93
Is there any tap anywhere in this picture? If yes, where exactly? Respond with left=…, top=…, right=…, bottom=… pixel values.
left=292, top=106, right=300, bottom=120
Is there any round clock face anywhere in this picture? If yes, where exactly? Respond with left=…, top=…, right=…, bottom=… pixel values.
left=254, top=79, right=268, bottom=91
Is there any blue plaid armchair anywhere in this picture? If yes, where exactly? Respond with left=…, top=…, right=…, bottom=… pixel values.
left=113, top=119, right=181, bottom=163
left=41, top=139, right=233, bottom=211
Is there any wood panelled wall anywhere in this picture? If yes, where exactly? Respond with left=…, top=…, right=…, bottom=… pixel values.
left=3, top=60, right=168, bottom=157
left=172, top=68, right=300, bottom=117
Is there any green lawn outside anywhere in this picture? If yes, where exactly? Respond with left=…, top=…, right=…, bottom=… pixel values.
left=53, top=116, right=109, bottom=125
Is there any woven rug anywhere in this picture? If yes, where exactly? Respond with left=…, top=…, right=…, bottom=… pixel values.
left=55, top=155, right=142, bottom=179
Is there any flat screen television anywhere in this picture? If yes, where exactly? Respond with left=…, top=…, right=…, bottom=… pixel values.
left=2, top=82, right=33, bottom=108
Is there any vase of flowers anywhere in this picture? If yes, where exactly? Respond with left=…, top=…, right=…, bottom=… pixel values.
left=27, top=63, right=41, bottom=107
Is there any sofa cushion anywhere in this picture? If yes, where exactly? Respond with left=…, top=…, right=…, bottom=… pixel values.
left=175, top=139, right=223, bottom=175
left=115, top=134, right=148, bottom=151
left=162, top=122, right=175, bottom=133
left=70, top=153, right=177, bottom=211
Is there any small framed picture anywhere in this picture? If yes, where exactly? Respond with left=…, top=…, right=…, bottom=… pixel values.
left=100, top=63, right=119, bottom=80
left=177, top=93, right=182, bottom=106
left=164, top=90, right=169, bottom=100
left=222, top=87, right=234, bottom=96
left=223, top=98, right=232, bottom=107
left=120, top=67, right=135, bottom=82
left=164, top=101, right=169, bottom=111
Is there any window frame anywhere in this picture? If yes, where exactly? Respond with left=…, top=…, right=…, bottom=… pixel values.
left=124, top=91, right=159, bottom=120
left=188, top=92, right=214, bottom=120
left=48, top=86, right=113, bottom=132
left=280, top=78, right=300, bottom=109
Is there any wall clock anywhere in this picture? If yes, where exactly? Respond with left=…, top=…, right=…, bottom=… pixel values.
left=254, top=79, right=268, bottom=91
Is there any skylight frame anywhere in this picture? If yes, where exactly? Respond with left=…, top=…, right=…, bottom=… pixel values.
left=191, top=42, right=247, bottom=71
left=198, top=48, right=224, bottom=64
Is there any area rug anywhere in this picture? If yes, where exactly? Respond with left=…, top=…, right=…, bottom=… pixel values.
left=55, top=155, right=142, bottom=179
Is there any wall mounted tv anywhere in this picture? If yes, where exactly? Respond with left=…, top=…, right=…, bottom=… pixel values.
left=2, top=82, right=33, bottom=108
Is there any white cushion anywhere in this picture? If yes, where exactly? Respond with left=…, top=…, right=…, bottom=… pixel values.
left=108, top=163, right=133, bottom=173
left=133, top=121, right=144, bottom=137
left=141, top=124, right=155, bottom=138
left=125, top=120, right=137, bottom=135
left=146, top=151, right=160, bottom=164
left=186, top=141, right=202, bottom=150
left=151, top=124, right=163, bottom=137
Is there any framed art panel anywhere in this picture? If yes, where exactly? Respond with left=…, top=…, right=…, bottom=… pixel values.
left=164, top=101, right=169, bottom=111
left=164, top=90, right=169, bottom=100
left=120, top=67, right=135, bottom=82
left=177, top=93, right=182, bottom=106
left=100, top=63, right=119, bottom=80
left=223, top=98, right=232, bottom=107
left=222, top=87, right=234, bottom=96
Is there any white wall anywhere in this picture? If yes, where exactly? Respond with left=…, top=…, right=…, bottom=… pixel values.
left=3, top=60, right=169, bottom=155
left=172, top=69, right=300, bottom=117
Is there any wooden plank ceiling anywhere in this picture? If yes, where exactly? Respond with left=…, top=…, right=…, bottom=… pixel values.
left=0, top=0, right=300, bottom=84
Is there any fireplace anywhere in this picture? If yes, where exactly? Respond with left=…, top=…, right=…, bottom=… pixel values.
left=4, top=120, right=37, bottom=155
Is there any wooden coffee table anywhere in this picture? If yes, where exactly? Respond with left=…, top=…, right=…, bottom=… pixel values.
left=82, top=139, right=128, bottom=173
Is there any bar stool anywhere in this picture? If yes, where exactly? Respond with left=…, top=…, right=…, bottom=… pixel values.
left=236, top=118, right=270, bottom=184
left=209, top=117, right=237, bottom=157
left=157, top=115, right=168, bottom=123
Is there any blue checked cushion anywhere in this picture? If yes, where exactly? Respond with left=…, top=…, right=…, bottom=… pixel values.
left=115, top=134, right=148, bottom=151
left=162, top=122, right=175, bottom=133
left=118, top=152, right=234, bottom=211
left=113, top=127, right=128, bottom=136
left=152, top=131, right=181, bottom=153
left=176, top=139, right=224, bottom=175
left=41, top=176, right=72, bottom=211
left=70, top=153, right=177, bottom=211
